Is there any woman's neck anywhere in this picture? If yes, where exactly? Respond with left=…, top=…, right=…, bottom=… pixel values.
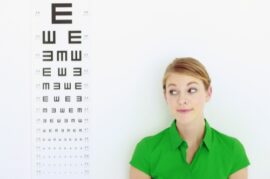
left=176, top=117, right=206, bottom=147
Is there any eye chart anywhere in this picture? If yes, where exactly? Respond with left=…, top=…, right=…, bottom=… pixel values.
left=31, top=1, right=91, bottom=178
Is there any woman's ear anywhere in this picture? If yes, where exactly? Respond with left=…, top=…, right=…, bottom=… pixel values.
left=163, top=90, right=168, bottom=103
left=206, top=86, right=212, bottom=102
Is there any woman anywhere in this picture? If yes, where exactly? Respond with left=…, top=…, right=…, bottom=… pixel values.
left=129, top=57, right=250, bottom=179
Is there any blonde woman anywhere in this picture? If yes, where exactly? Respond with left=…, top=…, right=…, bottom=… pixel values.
left=129, top=57, right=250, bottom=179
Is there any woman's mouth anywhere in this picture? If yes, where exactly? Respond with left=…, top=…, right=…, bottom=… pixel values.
left=176, top=109, right=193, bottom=113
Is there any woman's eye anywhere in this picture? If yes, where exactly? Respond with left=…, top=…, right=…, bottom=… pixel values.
left=188, top=88, right=197, bottom=94
left=169, top=90, right=179, bottom=95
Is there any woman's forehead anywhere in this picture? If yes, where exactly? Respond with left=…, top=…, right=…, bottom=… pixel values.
left=166, top=73, right=203, bottom=86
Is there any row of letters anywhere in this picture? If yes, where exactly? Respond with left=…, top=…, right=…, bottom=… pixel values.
left=37, top=96, right=87, bottom=102
left=37, top=82, right=85, bottom=90
left=36, top=118, right=88, bottom=123
left=37, top=128, right=89, bottom=133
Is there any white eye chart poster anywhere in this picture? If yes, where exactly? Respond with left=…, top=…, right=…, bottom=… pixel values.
left=31, top=0, right=91, bottom=178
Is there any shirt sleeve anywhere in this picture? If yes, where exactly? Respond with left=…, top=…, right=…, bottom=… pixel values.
left=129, top=137, right=151, bottom=176
left=229, top=138, right=250, bottom=175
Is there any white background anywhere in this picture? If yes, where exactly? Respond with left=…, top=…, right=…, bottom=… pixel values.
left=0, top=0, right=269, bottom=178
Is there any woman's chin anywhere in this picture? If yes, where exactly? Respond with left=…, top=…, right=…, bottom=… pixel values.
left=175, top=113, right=197, bottom=124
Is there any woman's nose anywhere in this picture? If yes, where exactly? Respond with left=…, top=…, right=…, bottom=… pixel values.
left=177, top=94, right=188, bottom=105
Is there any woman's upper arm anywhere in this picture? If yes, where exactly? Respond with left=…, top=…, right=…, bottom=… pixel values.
left=229, top=167, right=248, bottom=179
left=130, top=166, right=151, bottom=179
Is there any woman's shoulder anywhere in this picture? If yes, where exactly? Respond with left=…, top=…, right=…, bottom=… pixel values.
left=136, top=126, right=171, bottom=151
left=210, top=127, right=250, bottom=173
left=211, top=127, right=246, bottom=152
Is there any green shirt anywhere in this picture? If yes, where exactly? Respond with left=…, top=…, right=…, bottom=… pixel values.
left=130, top=119, right=250, bottom=179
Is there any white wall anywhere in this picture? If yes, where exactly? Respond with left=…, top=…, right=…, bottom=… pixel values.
left=0, top=0, right=31, bottom=178
left=0, top=0, right=269, bottom=178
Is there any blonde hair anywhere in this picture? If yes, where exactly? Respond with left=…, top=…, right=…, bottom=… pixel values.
left=162, top=57, right=211, bottom=91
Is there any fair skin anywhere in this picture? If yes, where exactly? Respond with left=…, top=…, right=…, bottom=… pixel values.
left=130, top=73, right=248, bottom=179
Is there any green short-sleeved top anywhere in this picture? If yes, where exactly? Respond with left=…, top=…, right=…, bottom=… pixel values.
left=130, top=119, right=250, bottom=179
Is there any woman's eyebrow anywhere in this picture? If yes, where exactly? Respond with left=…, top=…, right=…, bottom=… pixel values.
left=187, top=81, right=199, bottom=86
left=168, top=82, right=198, bottom=87
left=167, top=84, right=177, bottom=87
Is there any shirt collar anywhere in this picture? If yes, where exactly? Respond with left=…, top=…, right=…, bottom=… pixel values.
left=169, top=118, right=213, bottom=151
left=203, top=119, right=213, bottom=151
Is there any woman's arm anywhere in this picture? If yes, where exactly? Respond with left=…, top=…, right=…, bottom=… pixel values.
left=130, top=166, right=151, bottom=179
left=229, top=167, right=248, bottom=179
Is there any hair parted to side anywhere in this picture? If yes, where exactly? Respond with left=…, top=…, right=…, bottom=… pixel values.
left=162, top=57, right=211, bottom=91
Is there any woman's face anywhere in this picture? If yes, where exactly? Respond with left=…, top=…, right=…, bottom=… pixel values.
left=164, top=73, right=212, bottom=125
